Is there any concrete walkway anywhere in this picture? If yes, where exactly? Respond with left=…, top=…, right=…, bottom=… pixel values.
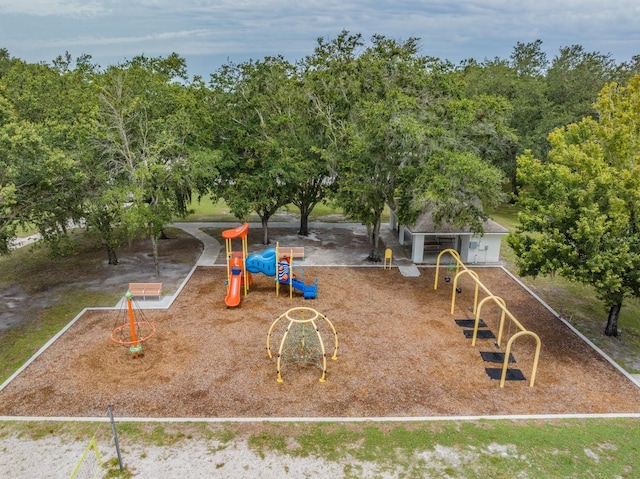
left=172, top=222, right=222, bottom=266
left=379, top=224, right=421, bottom=276
left=114, top=223, right=222, bottom=310
left=172, top=221, right=417, bottom=272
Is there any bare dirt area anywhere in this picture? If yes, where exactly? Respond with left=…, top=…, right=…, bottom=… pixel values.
left=2, top=243, right=640, bottom=418
left=0, top=229, right=203, bottom=333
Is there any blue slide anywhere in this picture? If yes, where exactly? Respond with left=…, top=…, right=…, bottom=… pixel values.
left=289, top=277, right=319, bottom=299
left=245, top=248, right=318, bottom=299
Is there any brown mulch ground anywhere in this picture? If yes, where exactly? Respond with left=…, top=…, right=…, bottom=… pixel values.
left=2, top=262, right=640, bottom=418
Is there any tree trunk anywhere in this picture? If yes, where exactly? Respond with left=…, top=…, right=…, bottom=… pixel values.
left=151, top=232, right=160, bottom=278
left=604, top=301, right=622, bottom=337
left=298, top=205, right=310, bottom=236
left=95, top=211, right=119, bottom=265
left=510, top=172, right=519, bottom=201
left=261, top=216, right=270, bottom=245
left=367, top=218, right=382, bottom=262
left=105, top=242, right=119, bottom=265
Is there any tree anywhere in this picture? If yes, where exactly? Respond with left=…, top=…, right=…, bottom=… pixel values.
left=507, top=40, right=551, bottom=159
left=442, top=91, right=517, bottom=196
left=462, top=41, right=624, bottom=196
left=0, top=49, right=18, bottom=79
left=461, top=43, right=548, bottom=195
left=510, top=40, right=549, bottom=77
left=93, top=54, right=209, bottom=274
left=327, top=34, right=431, bottom=260
left=0, top=97, right=21, bottom=252
left=294, top=31, right=365, bottom=236
left=314, top=34, right=506, bottom=261
left=614, top=55, right=640, bottom=84
left=0, top=57, right=91, bottom=254
left=209, top=56, right=299, bottom=244
left=508, top=75, right=640, bottom=337
left=541, top=45, right=617, bottom=149
left=0, top=112, right=84, bottom=254
left=286, top=69, right=335, bottom=237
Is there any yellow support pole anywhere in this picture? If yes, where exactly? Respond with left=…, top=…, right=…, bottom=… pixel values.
left=500, top=331, right=541, bottom=388
left=289, top=248, right=294, bottom=299
left=450, top=269, right=480, bottom=315
left=225, top=237, right=232, bottom=292
left=434, top=249, right=462, bottom=290
left=242, top=233, right=248, bottom=297
left=275, top=242, right=280, bottom=297
left=471, top=295, right=507, bottom=347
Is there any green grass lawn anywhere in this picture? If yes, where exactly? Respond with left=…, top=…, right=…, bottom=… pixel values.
left=180, top=197, right=350, bottom=222
left=179, top=197, right=390, bottom=223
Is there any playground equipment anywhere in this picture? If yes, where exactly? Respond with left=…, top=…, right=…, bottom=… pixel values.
left=266, top=307, right=338, bottom=382
left=110, top=291, right=156, bottom=358
left=243, top=245, right=318, bottom=299
left=222, top=223, right=251, bottom=307
left=383, top=248, right=393, bottom=269
left=273, top=243, right=318, bottom=299
left=435, top=249, right=541, bottom=388
left=222, top=223, right=318, bottom=306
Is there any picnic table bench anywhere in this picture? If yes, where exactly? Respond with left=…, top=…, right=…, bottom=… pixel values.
left=280, top=246, right=305, bottom=260
left=128, top=282, right=163, bottom=300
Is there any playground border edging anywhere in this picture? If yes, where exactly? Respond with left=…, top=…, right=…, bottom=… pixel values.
left=3, top=413, right=640, bottom=424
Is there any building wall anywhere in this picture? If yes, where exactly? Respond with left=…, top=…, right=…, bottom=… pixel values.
left=389, top=211, right=505, bottom=264
left=460, top=234, right=504, bottom=264
left=400, top=229, right=505, bottom=264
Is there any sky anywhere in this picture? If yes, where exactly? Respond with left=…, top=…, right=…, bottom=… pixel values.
left=1, top=0, right=638, bottom=79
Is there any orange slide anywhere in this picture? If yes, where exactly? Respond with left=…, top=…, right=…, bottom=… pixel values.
left=225, top=270, right=242, bottom=307
left=222, top=224, right=251, bottom=307
left=225, top=256, right=244, bottom=307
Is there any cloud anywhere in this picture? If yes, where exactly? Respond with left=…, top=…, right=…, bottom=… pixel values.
left=0, top=0, right=109, bottom=18
left=1, top=0, right=638, bottom=78
left=45, top=29, right=215, bottom=48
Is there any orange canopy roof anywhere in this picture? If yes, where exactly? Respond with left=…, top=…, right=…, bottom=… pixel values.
left=222, top=223, right=249, bottom=240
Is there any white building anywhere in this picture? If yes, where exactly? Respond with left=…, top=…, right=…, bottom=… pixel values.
left=389, top=209, right=509, bottom=264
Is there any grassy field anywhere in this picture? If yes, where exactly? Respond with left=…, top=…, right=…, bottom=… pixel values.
left=2, top=201, right=640, bottom=477
left=181, top=197, right=362, bottom=222
left=181, top=197, right=391, bottom=223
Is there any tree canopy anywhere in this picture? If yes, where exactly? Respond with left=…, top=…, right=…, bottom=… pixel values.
left=207, top=56, right=303, bottom=244
left=508, top=74, right=640, bottom=336
left=0, top=35, right=638, bottom=274
left=91, top=55, right=216, bottom=273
